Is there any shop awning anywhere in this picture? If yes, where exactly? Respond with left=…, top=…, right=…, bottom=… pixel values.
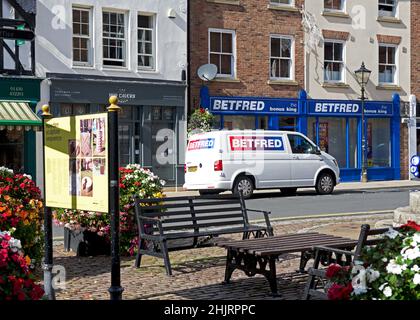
left=0, top=101, right=41, bottom=131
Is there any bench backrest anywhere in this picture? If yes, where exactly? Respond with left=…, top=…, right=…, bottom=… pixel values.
left=133, top=194, right=250, bottom=236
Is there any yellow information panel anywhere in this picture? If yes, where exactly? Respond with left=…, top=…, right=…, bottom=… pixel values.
left=45, top=113, right=108, bottom=212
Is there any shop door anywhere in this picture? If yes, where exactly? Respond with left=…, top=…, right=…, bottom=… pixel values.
left=287, top=134, right=323, bottom=186
left=118, top=107, right=141, bottom=166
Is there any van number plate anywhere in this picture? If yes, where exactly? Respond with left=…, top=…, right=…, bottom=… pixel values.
left=188, top=166, right=198, bottom=172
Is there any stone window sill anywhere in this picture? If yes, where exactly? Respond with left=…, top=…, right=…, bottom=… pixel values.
left=206, top=0, right=240, bottom=5
left=322, top=11, right=350, bottom=18
left=268, top=79, right=299, bottom=86
left=377, top=16, right=402, bottom=24
left=322, top=82, right=350, bottom=88
left=376, top=84, right=401, bottom=91
left=213, top=77, right=241, bottom=83
left=267, top=4, right=299, bottom=12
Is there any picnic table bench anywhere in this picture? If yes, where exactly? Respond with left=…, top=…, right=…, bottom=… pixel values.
left=218, top=232, right=359, bottom=297
left=133, top=191, right=274, bottom=276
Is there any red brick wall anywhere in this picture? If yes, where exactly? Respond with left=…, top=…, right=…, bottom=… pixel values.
left=400, top=124, right=409, bottom=180
left=189, top=0, right=304, bottom=112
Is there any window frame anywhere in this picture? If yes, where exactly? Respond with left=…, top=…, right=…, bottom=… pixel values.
left=378, top=0, right=397, bottom=17
left=72, top=6, right=93, bottom=67
left=208, top=28, right=236, bottom=79
left=102, top=10, right=128, bottom=68
left=269, top=34, right=294, bottom=81
left=287, top=133, right=317, bottom=155
left=269, top=0, right=294, bottom=7
left=378, top=43, right=398, bottom=85
left=323, top=39, right=346, bottom=84
left=324, top=0, right=345, bottom=12
left=137, top=13, right=156, bottom=71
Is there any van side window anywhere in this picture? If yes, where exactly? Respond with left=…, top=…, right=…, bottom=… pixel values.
left=288, top=134, right=315, bottom=154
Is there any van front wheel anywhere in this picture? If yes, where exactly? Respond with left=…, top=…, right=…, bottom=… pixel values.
left=233, top=176, right=254, bottom=199
left=316, top=172, right=335, bottom=195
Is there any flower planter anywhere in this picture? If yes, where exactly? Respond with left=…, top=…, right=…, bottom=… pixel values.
left=64, top=227, right=110, bottom=256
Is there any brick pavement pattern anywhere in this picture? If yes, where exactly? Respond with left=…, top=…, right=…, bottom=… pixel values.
left=50, top=214, right=392, bottom=300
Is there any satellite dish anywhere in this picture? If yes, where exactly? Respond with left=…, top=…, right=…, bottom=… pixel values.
left=197, top=64, right=217, bottom=81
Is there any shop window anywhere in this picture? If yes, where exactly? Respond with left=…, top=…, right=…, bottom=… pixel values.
left=279, top=117, right=296, bottom=130
left=367, top=118, right=391, bottom=167
left=138, top=14, right=155, bottom=70
left=258, top=116, right=268, bottom=130
left=60, top=104, right=89, bottom=116
left=349, top=119, right=358, bottom=168
left=209, top=29, right=236, bottom=78
left=379, top=0, right=396, bottom=17
left=324, top=41, right=344, bottom=83
left=324, top=0, right=345, bottom=11
left=72, top=7, right=92, bottom=66
left=379, top=44, right=397, bottom=84
left=103, top=11, right=127, bottom=67
left=223, top=116, right=255, bottom=130
left=0, top=130, right=24, bottom=173
left=270, top=35, right=293, bottom=80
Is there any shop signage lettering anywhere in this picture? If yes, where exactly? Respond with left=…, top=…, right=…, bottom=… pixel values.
left=188, top=138, right=215, bottom=151
left=210, top=97, right=299, bottom=114
left=229, top=136, right=284, bottom=151
left=309, top=101, right=393, bottom=116
left=314, top=103, right=359, bottom=113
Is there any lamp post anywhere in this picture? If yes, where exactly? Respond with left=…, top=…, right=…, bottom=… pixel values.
left=354, top=62, right=372, bottom=183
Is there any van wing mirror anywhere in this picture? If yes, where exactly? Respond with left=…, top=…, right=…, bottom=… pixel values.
left=314, top=146, right=322, bottom=155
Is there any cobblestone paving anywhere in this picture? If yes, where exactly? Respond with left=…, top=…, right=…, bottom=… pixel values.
left=51, top=214, right=392, bottom=300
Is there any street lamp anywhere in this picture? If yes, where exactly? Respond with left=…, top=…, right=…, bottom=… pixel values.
left=354, top=62, right=372, bottom=183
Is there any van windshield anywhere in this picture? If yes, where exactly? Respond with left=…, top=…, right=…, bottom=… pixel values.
left=288, top=134, right=316, bottom=154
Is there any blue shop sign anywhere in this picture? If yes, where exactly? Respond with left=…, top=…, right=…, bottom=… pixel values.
left=209, top=97, right=299, bottom=114
left=308, top=100, right=393, bottom=116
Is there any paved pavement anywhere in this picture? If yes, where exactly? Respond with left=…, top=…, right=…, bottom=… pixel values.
left=48, top=213, right=393, bottom=300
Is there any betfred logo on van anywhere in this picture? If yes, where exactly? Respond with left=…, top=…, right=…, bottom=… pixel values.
left=188, top=138, right=215, bottom=151
left=229, top=136, right=284, bottom=151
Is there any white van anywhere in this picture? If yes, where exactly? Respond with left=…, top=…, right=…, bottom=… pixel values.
left=183, top=130, right=340, bottom=198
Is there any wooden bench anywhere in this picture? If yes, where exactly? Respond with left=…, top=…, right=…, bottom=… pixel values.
left=302, top=224, right=402, bottom=300
left=133, top=192, right=274, bottom=276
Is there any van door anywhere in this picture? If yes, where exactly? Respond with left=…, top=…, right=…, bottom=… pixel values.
left=287, top=133, right=323, bottom=186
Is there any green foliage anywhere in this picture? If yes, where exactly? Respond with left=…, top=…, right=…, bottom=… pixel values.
left=187, top=108, right=216, bottom=137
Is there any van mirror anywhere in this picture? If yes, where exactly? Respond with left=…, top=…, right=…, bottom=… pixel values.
left=314, top=146, right=322, bottom=155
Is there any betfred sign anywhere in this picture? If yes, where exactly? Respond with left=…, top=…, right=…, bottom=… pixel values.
left=229, top=136, right=284, bottom=151
left=308, top=100, right=393, bottom=116
left=210, top=97, right=299, bottom=114
left=314, top=103, right=359, bottom=114
left=188, top=138, right=215, bottom=151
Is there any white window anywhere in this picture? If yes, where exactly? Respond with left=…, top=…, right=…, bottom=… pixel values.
left=209, top=29, right=236, bottom=78
left=138, top=14, right=155, bottom=70
left=379, top=44, right=397, bottom=84
left=270, top=35, right=293, bottom=80
left=72, top=7, right=92, bottom=66
left=103, top=11, right=127, bottom=67
left=379, top=0, right=396, bottom=17
left=270, top=0, right=293, bottom=6
left=324, top=40, right=345, bottom=82
left=324, top=0, right=345, bottom=11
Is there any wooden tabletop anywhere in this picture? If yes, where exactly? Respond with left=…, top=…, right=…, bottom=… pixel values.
left=217, top=232, right=358, bottom=256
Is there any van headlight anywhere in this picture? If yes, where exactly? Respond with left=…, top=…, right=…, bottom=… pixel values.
left=332, top=159, right=338, bottom=167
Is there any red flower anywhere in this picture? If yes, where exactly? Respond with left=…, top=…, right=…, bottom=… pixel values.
left=119, top=183, right=125, bottom=189
left=327, top=282, right=353, bottom=300
left=199, top=108, right=205, bottom=114
left=401, top=220, right=420, bottom=232
left=326, top=264, right=342, bottom=279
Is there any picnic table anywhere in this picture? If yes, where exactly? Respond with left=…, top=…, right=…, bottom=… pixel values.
left=217, top=232, right=359, bottom=297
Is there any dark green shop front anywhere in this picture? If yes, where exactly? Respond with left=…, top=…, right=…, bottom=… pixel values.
left=0, top=77, right=42, bottom=178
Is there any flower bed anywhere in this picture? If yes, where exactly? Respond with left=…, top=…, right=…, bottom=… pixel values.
left=0, top=231, right=44, bottom=300
left=0, top=167, right=43, bottom=267
left=53, top=164, right=165, bottom=256
left=325, top=221, right=420, bottom=300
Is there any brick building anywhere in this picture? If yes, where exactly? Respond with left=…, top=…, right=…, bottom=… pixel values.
left=189, top=0, right=305, bottom=130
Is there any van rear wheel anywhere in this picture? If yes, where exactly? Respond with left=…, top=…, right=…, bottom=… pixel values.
left=316, top=172, right=335, bottom=195
left=280, top=188, right=297, bottom=196
left=233, top=176, right=254, bottom=199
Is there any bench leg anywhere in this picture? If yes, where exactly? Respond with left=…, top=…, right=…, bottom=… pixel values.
left=302, top=268, right=316, bottom=300
left=222, top=250, right=236, bottom=284
left=160, top=240, right=172, bottom=276
left=135, top=238, right=146, bottom=268
left=297, top=250, right=313, bottom=273
left=264, top=257, right=280, bottom=297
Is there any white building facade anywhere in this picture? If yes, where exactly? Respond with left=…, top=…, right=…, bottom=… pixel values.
left=35, top=0, right=188, bottom=186
left=303, top=0, right=410, bottom=181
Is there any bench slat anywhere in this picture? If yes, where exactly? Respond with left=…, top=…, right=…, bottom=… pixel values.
left=140, top=206, right=243, bottom=217
left=155, top=219, right=247, bottom=232
left=139, top=200, right=241, bottom=210
left=162, top=213, right=245, bottom=224
left=161, top=225, right=267, bottom=239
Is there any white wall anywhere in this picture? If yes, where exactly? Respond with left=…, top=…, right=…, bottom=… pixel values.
left=304, top=0, right=411, bottom=102
left=35, top=0, right=187, bottom=82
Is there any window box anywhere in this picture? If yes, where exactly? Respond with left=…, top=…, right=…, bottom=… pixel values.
left=267, top=79, right=299, bottom=85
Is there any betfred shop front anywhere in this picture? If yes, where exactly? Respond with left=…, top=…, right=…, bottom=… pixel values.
left=203, top=90, right=401, bottom=182
left=0, top=77, right=42, bottom=178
